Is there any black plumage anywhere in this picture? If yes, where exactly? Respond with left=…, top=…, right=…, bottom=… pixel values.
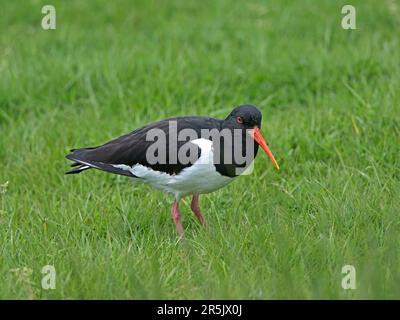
left=65, top=105, right=262, bottom=178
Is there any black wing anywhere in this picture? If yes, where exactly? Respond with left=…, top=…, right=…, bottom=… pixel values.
left=65, top=116, right=222, bottom=177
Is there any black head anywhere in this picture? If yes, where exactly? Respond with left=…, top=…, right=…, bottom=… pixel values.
left=221, top=104, right=280, bottom=171
left=223, top=104, right=262, bottom=129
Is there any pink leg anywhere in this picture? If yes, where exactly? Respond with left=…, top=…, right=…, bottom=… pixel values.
left=190, top=194, right=206, bottom=226
left=171, top=200, right=184, bottom=236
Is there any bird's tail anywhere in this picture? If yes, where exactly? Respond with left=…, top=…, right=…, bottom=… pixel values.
left=65, top=148, right=135, bottom=177
left=65, top=164, right=91, bottom=175
left=65, top=148, right=94, bottom=175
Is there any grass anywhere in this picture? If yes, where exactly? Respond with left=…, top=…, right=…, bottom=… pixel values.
left=0, top=0, right=399, bottom=299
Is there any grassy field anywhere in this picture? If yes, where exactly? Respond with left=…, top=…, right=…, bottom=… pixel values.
left=0, top=0, right=399, bottom=299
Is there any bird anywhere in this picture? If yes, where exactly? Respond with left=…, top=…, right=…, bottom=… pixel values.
left=65, top=104, right=279, bottom=236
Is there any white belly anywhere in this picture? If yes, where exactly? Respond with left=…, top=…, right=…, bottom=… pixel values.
left=114, top=138, right=233, bottom=200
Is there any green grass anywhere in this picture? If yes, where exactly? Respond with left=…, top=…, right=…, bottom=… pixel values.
left=1, top=0, right=399, bottom=299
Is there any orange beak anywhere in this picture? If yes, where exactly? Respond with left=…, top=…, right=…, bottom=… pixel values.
left=249, top=127, right=280, bottom=170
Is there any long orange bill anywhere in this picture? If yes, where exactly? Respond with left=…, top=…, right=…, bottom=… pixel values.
left=249, top=127, right=280, bottom=170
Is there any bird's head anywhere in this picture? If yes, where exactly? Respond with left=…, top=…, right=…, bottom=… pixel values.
left=223, top=105, right=280, bottom=170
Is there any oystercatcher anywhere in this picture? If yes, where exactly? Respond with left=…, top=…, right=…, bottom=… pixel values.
left=65, top=105, right=279, bottom=236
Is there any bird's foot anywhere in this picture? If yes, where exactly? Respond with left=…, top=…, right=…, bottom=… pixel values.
left=190, top=194, right=206, bottom=226
left=171, top=200, right=184, bottom=236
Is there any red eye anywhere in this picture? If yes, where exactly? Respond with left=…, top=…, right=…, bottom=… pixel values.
left=236, top=116, right=244, bottom=124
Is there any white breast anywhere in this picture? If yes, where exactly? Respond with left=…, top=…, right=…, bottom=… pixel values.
left=113, top=138, right=233, bottom=200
